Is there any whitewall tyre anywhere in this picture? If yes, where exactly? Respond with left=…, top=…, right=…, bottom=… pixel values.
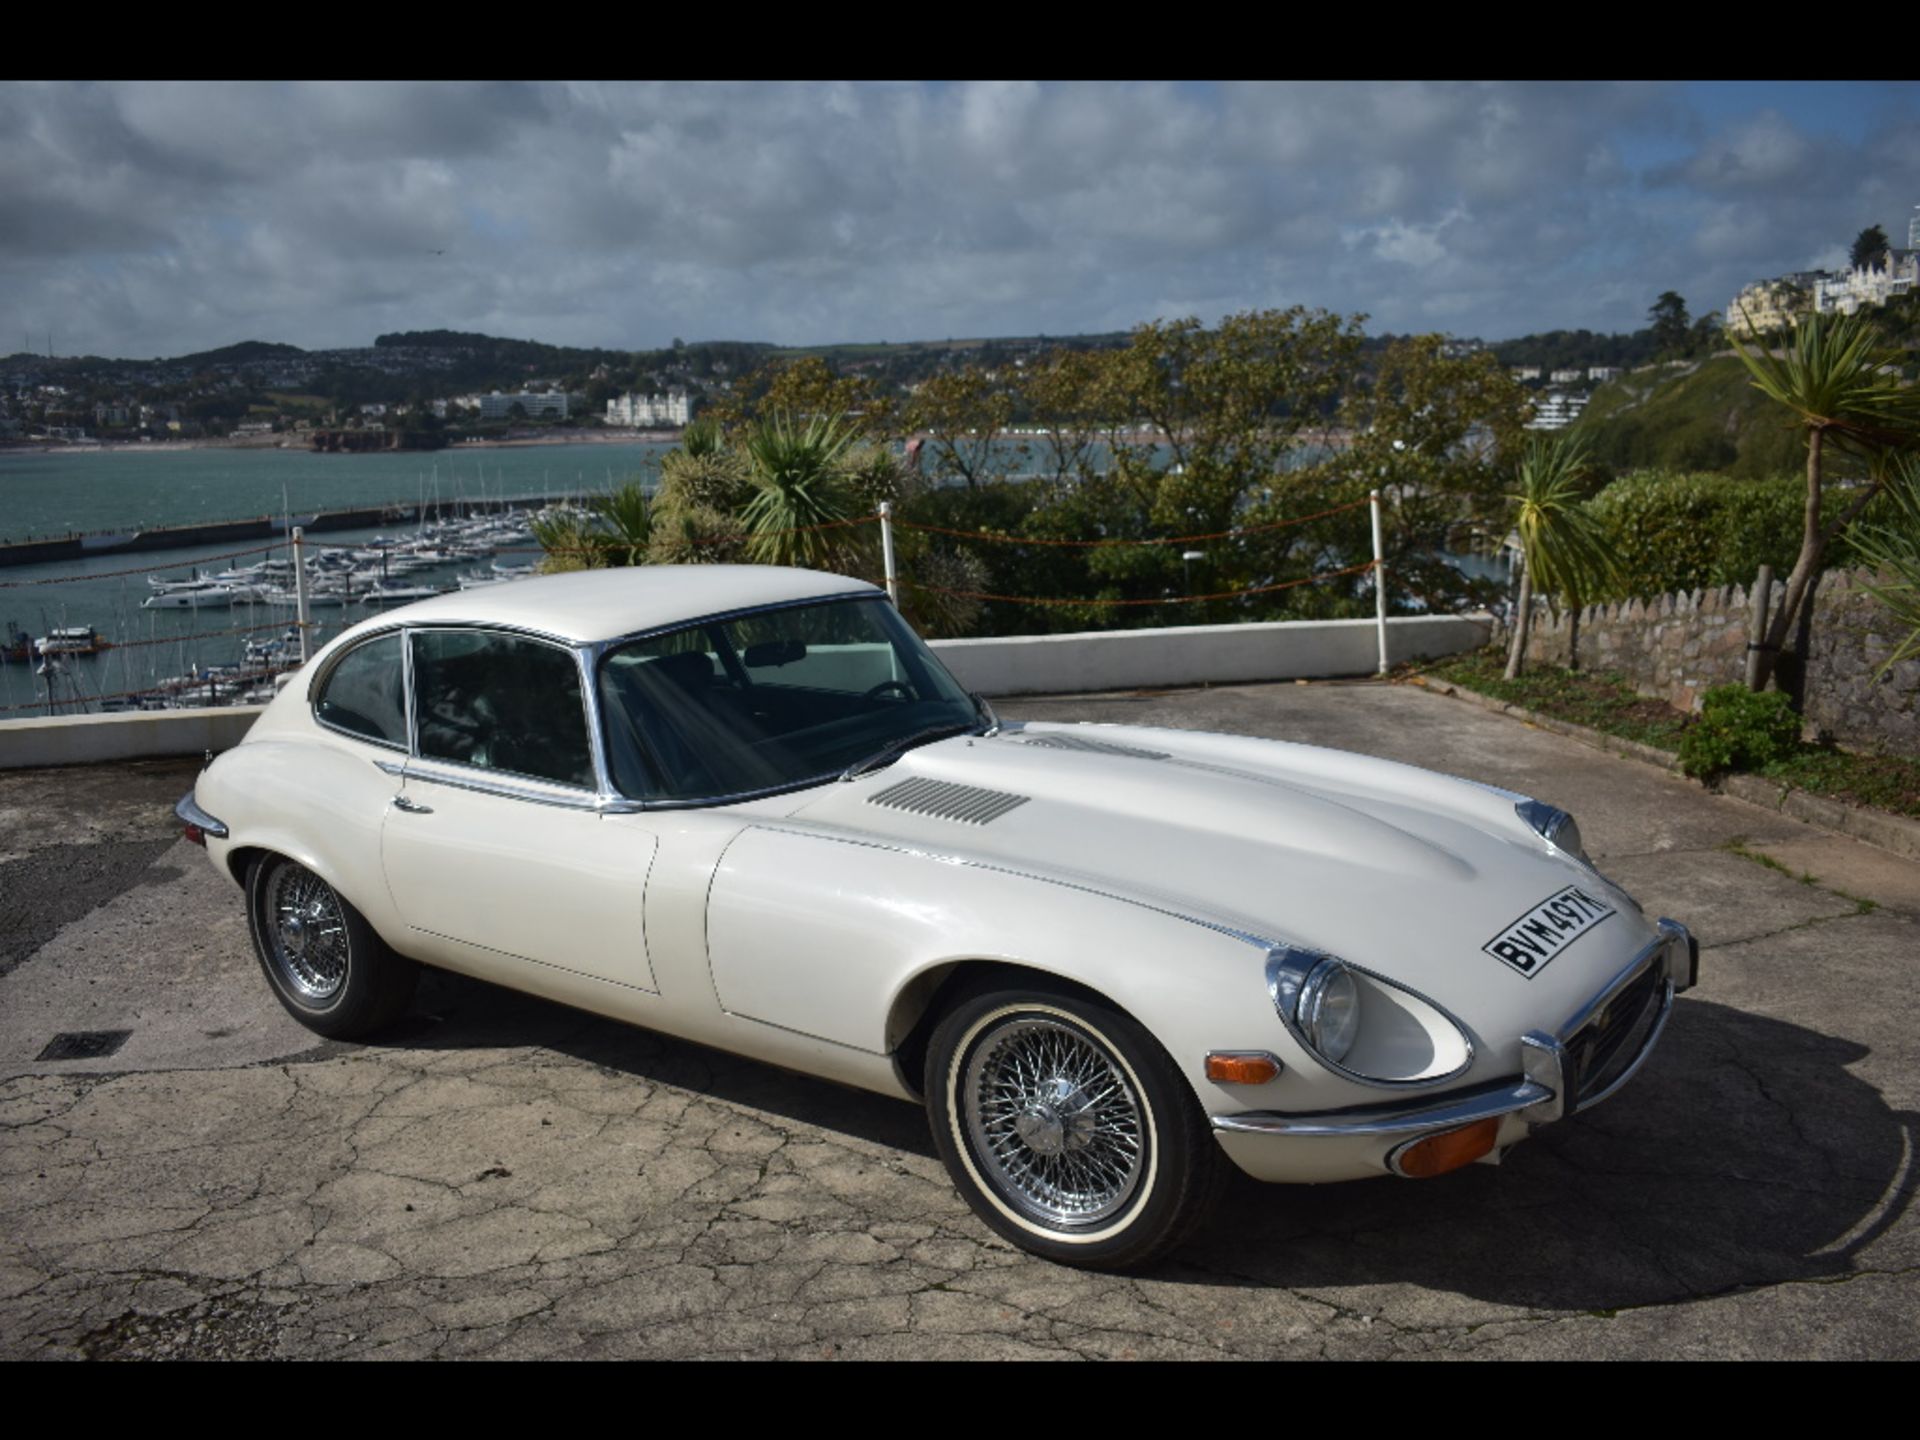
left=245, top=854, right=418, bottom=1039
left=925, top=980, right=1226, bottom=1270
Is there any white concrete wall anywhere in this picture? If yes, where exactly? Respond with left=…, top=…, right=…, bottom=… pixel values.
left=0, top=706, right=261, bottom=770
left=0, top=614, right=1491, bottom=768
left=929, top=614, right=1490, bottom=696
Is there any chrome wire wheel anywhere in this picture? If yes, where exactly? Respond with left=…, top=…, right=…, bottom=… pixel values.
left=261, top=863, right=351, bottom=1005
left=961, top=1014, right=1147, bottom=1230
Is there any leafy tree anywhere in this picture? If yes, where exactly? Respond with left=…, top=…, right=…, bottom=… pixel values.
left=1688, top=310, right=1724, bottom=359
left=707, top=356, right=895, bottom=436
left=1649, top=291, right=1692, bottom=361
left=1503, top=435, right=1616, bottom=678
left=1851, top=225, right=1890, bottom=272
left=904, top=369, right=1013, bottom=489
left=1336, top=335, right=1533, bottom=613
left=1730, top=309, right=1920, bottom=691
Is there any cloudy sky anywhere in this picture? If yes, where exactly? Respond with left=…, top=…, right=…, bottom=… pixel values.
left=4, top=80, right=1917, bottom=359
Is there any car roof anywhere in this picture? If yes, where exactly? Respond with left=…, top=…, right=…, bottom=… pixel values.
left=330, top=566, right=882, bottom=648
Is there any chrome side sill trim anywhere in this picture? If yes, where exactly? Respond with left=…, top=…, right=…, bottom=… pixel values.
left=174, top=791, right=229, bottom=839
left=1211, top=1077, right=1554, bottom=1140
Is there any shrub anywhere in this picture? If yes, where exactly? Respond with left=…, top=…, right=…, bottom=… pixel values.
left=1678, top=684, right=1803, bottom=778
left=1587, top=470, right=1804, bottom=602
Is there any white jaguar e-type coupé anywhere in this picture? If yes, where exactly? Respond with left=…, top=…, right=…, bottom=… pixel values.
left=179, top=566, right=1695, bottom=1269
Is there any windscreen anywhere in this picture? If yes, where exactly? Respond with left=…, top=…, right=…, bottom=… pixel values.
left=597, top=595, right=978, bottom=803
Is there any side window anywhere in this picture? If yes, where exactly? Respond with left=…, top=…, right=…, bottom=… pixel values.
left=411, top=630, right=594, bottom=789
left=314, top=633, right=406, bottom=747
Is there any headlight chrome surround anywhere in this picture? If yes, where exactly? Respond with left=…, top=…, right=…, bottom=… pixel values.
left=1516, top=798, right=1585, bottom=860
left=1266, top=945, right=1475, bottom=1088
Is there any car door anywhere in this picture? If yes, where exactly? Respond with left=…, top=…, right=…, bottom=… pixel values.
left=379, top=626, right=660, bottom=993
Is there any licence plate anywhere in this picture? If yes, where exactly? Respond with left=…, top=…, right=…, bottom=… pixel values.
left=1483, top=885, right=1615, bottom=978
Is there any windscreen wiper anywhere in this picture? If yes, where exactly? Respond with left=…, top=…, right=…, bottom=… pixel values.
left=840, top=721, right=979, bottom=782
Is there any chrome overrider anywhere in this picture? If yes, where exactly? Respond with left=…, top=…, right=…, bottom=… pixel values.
left=174, top=791, right=229, bottom=840
left=1211, top=919, right=1696, bottom=1159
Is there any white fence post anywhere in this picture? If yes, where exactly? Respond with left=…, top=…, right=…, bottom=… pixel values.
left=292, top=526, right=312, bottom=664
left=1369, top=489, right=1388, bottom=676
left=878, top=501, right=899, bottom=605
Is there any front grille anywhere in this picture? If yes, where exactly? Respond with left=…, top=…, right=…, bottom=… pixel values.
left=1564, top=961, right=1667, bottom=1110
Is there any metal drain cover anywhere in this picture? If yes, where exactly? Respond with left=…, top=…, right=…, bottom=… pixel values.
left=38, top=1030, right=132, bottom=1061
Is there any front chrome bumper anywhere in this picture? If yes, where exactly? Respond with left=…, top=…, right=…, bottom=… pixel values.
left=1212, top=918, right=1695, bottom=1161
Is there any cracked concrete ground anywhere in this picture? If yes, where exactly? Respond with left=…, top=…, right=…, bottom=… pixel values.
left=1, top=680, right=1915, bottom=1360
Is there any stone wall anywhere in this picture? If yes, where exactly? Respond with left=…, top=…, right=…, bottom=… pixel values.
left=1518, top=569, right=1919, bottom=755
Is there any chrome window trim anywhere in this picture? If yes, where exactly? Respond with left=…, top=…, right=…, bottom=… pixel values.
left=401, top=760, right=605, bottom=813
left=1264, top=945, right=1477, bottom=1091
left=589, top=589, right=886, bottom=656
left=405, top=624, right=599, bottom=799
left=308, top=627, right=410, bottom=753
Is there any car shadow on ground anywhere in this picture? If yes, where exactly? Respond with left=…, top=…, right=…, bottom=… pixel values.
left=357, top=977, right=1913, bottom=1311
left=359, top=967, right=942, bottom=1161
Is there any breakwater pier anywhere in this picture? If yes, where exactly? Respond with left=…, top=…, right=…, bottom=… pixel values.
left=0, top=491, right=589, bottom=569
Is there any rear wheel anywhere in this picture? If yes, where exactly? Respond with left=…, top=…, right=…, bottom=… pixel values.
left=245, top=854, right=417, bottom=1038
left=925, top=979, right=1225, bottom=1270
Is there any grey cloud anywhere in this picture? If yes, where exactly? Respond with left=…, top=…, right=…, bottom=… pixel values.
left=1, top=80, right=1914, bottom=359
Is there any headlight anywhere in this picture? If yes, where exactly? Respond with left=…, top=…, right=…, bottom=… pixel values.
left=1515, top=798, right=1585, bottom=860
left=1297, top=958, right=1360, bottom=1063
left=1267, top=945, right=1474, bottom=1086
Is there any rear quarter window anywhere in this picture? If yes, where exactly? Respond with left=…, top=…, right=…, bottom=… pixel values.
left=314, top=632, right=406, bottom=746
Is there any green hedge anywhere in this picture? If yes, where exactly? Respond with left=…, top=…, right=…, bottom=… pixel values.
left=1587, top=470, right=1807, bottom=602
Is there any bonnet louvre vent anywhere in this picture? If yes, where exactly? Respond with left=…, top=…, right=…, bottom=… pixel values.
left=867, top=777, right=1029, bottom=825
left=1020, top=733, right=1170, bottom=761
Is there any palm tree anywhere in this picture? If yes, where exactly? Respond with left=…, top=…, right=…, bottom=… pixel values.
left=530, top=481, right=652, bottom=572
left=1730, top=310, right=1920, bottom=690
left=590, top=481, right=654, bottom=568
left=1847, top=452, right=1920, bottom=678
left=739, top=410, right=869, bottom=569
left=1504, top=435, right=1615, bottom=680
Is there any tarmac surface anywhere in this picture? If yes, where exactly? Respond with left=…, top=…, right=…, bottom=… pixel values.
left=1, top=679, right=1916, bottom=1359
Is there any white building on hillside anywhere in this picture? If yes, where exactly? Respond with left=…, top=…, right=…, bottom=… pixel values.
left=1525, top=391, right=1589, bottom=432
left=607, top=389, right=693, bottom=427
left=1587, top=366, right=1621, bottom=383
left=1813, top=250, right=1918, bottom=316
left=479, top=391, right=570, bottom=421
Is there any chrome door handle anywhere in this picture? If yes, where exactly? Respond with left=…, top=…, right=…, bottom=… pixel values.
left=391, top=795, right=433, bottom=814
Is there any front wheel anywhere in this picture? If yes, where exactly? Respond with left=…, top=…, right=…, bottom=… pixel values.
left=245, top=854, right=417, bottom=1039
left=925, top=980, right=1226, bottom=1270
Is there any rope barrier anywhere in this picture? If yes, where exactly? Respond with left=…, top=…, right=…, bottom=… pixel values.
left=102, top=618, right=313, bottom=651
left=890, top=497, right=1371, bottom=549
left=904, top=560, right=1377, bottom=609
left=491, top=513, right=881, bottom=556
left=0, top=541, right=287, bottom=589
